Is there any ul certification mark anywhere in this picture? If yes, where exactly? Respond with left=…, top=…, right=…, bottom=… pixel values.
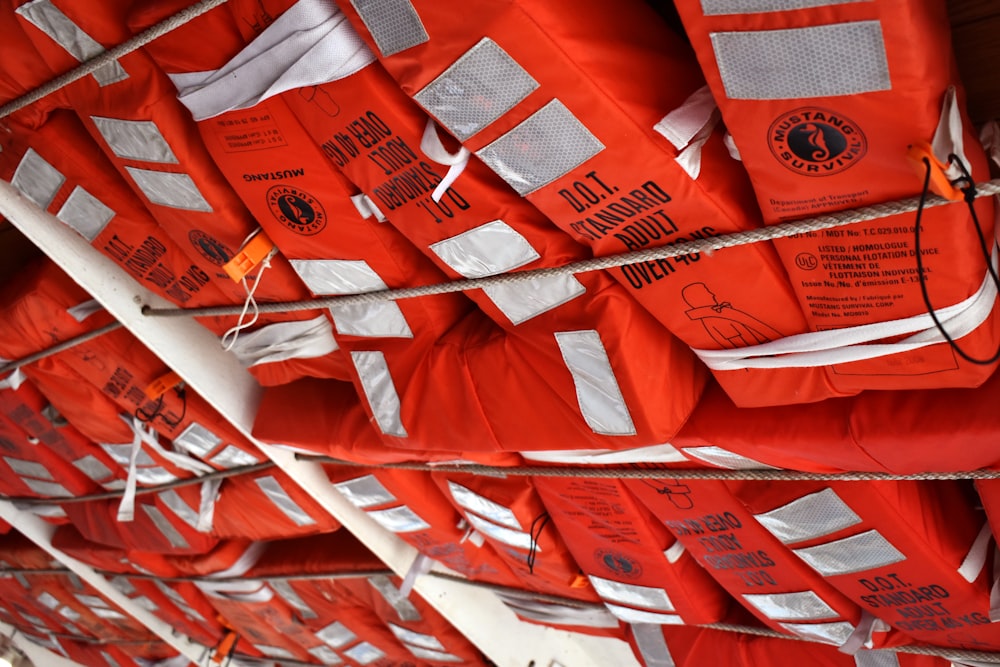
left=795, top=253, right=819, bottom=271
left=768, top=108, right=867, bottom=176
left=267, top=185, right=327, bottom=235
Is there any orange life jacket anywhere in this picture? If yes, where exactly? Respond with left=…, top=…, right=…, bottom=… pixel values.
left=535, top=477, right=732, bottom=627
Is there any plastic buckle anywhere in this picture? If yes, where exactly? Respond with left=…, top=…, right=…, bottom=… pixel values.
left=569, top=574, right=591, bottom=589
left=907, top=141, right=965, bottom=201
left=144, top=371, right=181, bottom=400
left=223, top=231, right=277, bottom=282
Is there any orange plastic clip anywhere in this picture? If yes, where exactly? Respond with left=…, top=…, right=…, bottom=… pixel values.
left=144, top=371, right=181, bottom=400
left=907, top=141, right=965, bottom=201
left=223, top=231, right=277, bottom=282
left=570, top=574, right=591, bottom=589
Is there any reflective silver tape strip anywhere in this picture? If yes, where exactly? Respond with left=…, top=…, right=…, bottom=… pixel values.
left=369, top=575, right=421, bottom=622
left=134, top=466, right=178, bottom=485
left=4, top=457, right=53, bottom=479
left=604, top=604, right=684, bottom=625
left=73, top=594, right=106, bottom=608
left=210, top=444, right=259, bottom=468
left=58, top=606, right=81, bottom=621
left=710, top=22, right=890, bottom=100
left=741, top=590, right=838, bottom=621
left=406, top=645, right=462, bottom=662
left=430, top=220, right=540, bottom=278
left=124, top=167, right=213, bottom=212
left=344, top=641, right=386, bottom=665
left=387, top=623, right=444, bottom=651
left=56, top=186, right=115, bottom=242
left=15, top=0, right=127, bottom=86
left=100, top=651, right=122, bottom=667
left=20, top=478, right=72, bottom=497
left=779, top=620, right=856, bottom=646
left=754, top=488, right=861, bottom=544
left=140, top=503, right=190, bottom=550
left=681, top=445, right=777, bottom=470
left=271, top=579, right=317, bottom=620
left=11, top=148, right=65, bottom=209
left=465, top=512, right=533, bottom=550
left=172, top=422, right=221, bottom=458
left=255, top=645, right=294, bottom=659
left=308, top=645, right=343, bottom=664
left=333, top=474, right=397, bottom=508
left=290, top=259, right=412, bottom=337
left=701, top=0, right=863, bottom=15
left=794, top=530, right=906, bottom=576
left=290, top=258, right=388, bottom=294
left=133, top=596, right=158, bottom=612
left=367, top=505, right=431, bottom=533
left=110, top=576, right=136, bottom=596
left=349, top=0, right=427, bottom=56
left=26, top=504, right=67, bottom=518
left=415, top=38, right=539, bottom=140
left=554, top=330, right=636, bottom=436
left=351, top=351, right=408, bottom=437
left=485, top=275, right=586, bottom=325
left=588, top=576, right=675, bottom=612
left=631, top=623, right=676, bottom=667
left=90, top=607, right=126, bottom=620
left=317, top=621, right=358, bottom=649
left=854, top=651, right=901, bottom=667
left=329, top=301, right=413, bottom=338
left=36, top=592, right=60, bottom=609
left=157, top=490, right=201, bottom=530
left=254, top=475, right=317, bottom=526
left=446, top=481, right=521, bottom=530
left=477, top=100, right=604, bottom=196
left=90, top=117, right=178, bottom=163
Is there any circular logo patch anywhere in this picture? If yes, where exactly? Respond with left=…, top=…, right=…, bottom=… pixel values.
left=768, top=108, right=867, bottom=177
left=595, top=549, right=643, bottom=579
left=267, top=185, right=326, bottom=235
left=188, top=230, right=233, bottom=266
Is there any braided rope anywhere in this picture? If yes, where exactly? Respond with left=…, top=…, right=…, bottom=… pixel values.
left=0, top=321, right=121, bottom=376
left=0, top=0, right=231, bottom=119
left=143, top=180, right=1000, bottom=318
left=305, top=454, right=1000, bottom=481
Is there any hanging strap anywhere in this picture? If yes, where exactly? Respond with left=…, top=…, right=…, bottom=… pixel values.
left=654, top=85, right=720, bottom=180
left=172, top=0, right=375, bottom=121
left=421, top=119, right=471, bottom=202
left=694, top=249, right=998, bottom=370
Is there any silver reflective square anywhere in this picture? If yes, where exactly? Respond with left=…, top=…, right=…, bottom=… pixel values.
left=477, top=100, right=604, bottom=195
left=350, top=0, right=428, bottom=56
left=754, top=488, right=861, bottom=544
left=794, top=529, right=906, bottom=576
left=741, top=590, right=838, bottom=621
left=416, top=38, right=538, bottom=140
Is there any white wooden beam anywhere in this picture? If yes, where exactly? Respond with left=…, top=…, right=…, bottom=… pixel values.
left=0, top=180, right=639, bottom=666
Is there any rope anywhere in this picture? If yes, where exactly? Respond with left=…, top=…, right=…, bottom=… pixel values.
left=0, top=321, right=121, bottom=376
left=3, top=461, right=275, bottom=505
left=142, top=179, right=1000, bottom=318
left=0, top=0, right=232, bottom=120
left=304, top=455, right=1000, bottom=481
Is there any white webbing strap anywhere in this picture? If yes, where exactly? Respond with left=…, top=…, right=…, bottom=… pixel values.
left=838, top=611, right=878, bottom=655
left=116, top=415, right=215, bottom=522
left=351, top=193, right=386, bottom=221
left=66, top=299, right=104, bottom=322
left=0, top=368, right=26, bottom=391
left=195, top=541, right=271, bottom=600
left=653, top=85, right=720, bottom=180
left=981, top=122, right=1000, bottom=170
left=421, top=119, right=471, bottom=202
left=172, top=0, right=375, bottom=121
left=196, top=477, right=224, bottom=532
left=990, top=546, right=1000, bottom=622
left=398, top=552, right=433, bottom=598
left=695, top=249, right=998, bottom=370
left=958, top=522, right=993, bottom=583
left=226, top=314, right=338, bottom=367
left=932, top=86, right=970, bottom=182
